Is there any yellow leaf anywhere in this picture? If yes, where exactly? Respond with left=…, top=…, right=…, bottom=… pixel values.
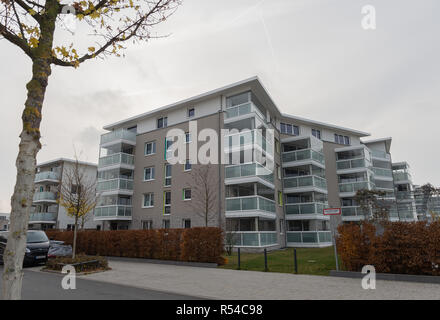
left=28, top=9, right=37, bottom=16
left=88, top=47, right=95, bottom=52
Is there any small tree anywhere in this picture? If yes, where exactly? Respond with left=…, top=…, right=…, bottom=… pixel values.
left=189, top=164, right=218, bottom=227
left=419, top=183, right=440, bottom=221
left=58, top=158, right=98, bottom=258
left=354, top=189, right=390, bottom=222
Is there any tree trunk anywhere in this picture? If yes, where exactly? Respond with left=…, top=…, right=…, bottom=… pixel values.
left=2, top=5, right=57, bottom=299
left=73, top=216, right=78, bottom=259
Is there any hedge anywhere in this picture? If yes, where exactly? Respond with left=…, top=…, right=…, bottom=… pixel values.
left=46, top=227, right=226, bottom=265
left=336, top=221, right=440, bottom=276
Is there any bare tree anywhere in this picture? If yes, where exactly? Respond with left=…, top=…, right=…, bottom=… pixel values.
left=354, top=189, right=390, bottom=222
left=189, top=164, right=218, bottom=227
left=1, top=0, right=181, bottom=299
left=58, top=158, right=98, bottom=259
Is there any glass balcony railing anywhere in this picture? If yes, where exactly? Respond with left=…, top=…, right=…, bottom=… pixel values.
left=225, top=163, right=274, bottom=184
left=371, top=150, right=391, bottom=160
left=224, top=129, right=273, bottom=154
left=226, top=196, right=276, bottom=213
left=283, top=175, right=327, bottom=190
left=29, top=212, right=57, bottom=222
left=33, top=191, right=57, bottom=202
left=94, top=205, right=132, bottom=219
left=396, top=191, right=414, bottom=200
left=100, top=129, right=136, bottom=145
left=98, top=153, right=134, bottom=167
left=225, top=102, right=265, bottom=121
left=35, top=171, right=59, bottom=182
left=372, top=167, right=393, bottom=178
left=338, top=181, right=374, bottom=193
left=286, top=231, right=332, bottom=244
left=393, top=172, right=411, bottom=182
left=97, top=179, right=133, bottom=192
left=336, top=158, right=368, bottom=170
left=282, top=149, right=325, bottom=165
left=341, top=206, right=371, bottom=217
left=285, top=202, right=327, bottom=215
left=226, top=231, right=277, bottom=247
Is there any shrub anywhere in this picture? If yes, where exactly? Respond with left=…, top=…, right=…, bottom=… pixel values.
left=46, top=227, right=225, bottom=265
left=337, top=221, right=440, bottom=276
left=45, top=254, right=109, bottom=273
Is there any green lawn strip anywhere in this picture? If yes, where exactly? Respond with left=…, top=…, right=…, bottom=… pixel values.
left=220, top=247, right=337, bottom=276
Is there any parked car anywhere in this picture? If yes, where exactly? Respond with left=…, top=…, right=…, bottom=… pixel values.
left=0, top=230, right=50, bottom=266
left=48, top=240, right=72, bottom=258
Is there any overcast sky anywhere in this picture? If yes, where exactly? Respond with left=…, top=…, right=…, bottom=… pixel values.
left=1, top=0, right=439, bottom=213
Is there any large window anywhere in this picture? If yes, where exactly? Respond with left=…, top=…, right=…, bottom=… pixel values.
left=182, top=219, right=191, bottom=228
left=144, top=141, right=156, bottom=155
left=142, top=220, right=153, bottom=230
left=334, top=134, right=350, bottom=145
left=143, top=167, right=155, bottom=181
left=162, top=219, right=170, bottom=229
left=164, top=191, right=171, bottom=214
left=143, top=193, right=154, bottom=208
left=280, top=123, right=300, bottom=135
left=157, top=117, right=168, bottom=129
left=226, top=92, right=250, bottom=108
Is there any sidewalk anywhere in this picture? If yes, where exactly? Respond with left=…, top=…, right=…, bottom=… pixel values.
left=77, top=259, right=440, bottom=300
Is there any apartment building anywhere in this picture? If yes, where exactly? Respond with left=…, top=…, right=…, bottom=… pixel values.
left=414, top=185, right=440, bottom=221
left=94, top=76, right=418, bottom=249
left=31, top=158, right=98, bottom=230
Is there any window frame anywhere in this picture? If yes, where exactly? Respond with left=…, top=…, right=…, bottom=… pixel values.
left=183, top=188, right=191, bottom=201
left=143, top=166, right=155, bottom=181
left=142, top=193, right=154, bottom=208
left=144, top=141, right=156, bottom=156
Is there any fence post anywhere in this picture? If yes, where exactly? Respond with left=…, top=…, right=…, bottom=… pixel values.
left=294, top=248, right=298, bottom=274
left=237, top=247, right=241, bottom=270
left=264, top=248, right=268, bottom=272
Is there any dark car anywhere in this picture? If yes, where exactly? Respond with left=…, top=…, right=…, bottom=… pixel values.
left=0, top=230, right=50, bottom=266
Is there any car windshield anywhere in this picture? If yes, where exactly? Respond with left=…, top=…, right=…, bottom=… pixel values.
left=27, top=231, right=49, bottom=243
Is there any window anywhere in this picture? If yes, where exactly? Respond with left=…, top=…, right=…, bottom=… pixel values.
left=143, top=193, right=154, bottom=207
left=164, top=164, right=172, bottom=186
left=312, top=129, right=321, bottom=140
left=185, top=132, right=191, bottom=143
left=162, top=219, right=170, bottom=229
left=278, top=191, right=283, bottom=206
left=280, top=123, right=299, bottom=135
left=142, top=220, right=153, bottom=230
left=165, top=138, right=174, bottom=160
left=183, top=219, right=191, bottom=229
left=334, top=134, right=350, bottom=145
left=183, top=188, right=191, bottom=200
left=157, top=117, right=168, bottom=129
left=184, top=159, right=192, bottom=171
left=275, top=138, right=280, bottom=153
left=226, top=92, right=250, bottom=108
left=164, top=191, right=171, bottom=214
left=188, top=108, right=195, bottom=118
left=144, top=141, right=156, bottom=155
left=276, top=165, right=281, bottom=180
left=143, top=167, right=155, bottom=181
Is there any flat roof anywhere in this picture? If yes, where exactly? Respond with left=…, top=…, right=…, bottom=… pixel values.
left=37, top=158, right=97, bottom=168
left=103, top=76, right=371, bottom=137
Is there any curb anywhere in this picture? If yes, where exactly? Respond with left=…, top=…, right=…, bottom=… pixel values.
left=105, top=256, right=218, bottom=268
left=329, top=270, right=440, bottom=284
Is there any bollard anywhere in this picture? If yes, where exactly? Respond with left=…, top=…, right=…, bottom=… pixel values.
left=294, top=248, right=298, bottom=274
left=264, top=248, right=268, bottom=272
left=237, top=247, right=241, bottom=270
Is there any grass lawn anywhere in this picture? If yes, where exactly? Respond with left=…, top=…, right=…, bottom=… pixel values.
left=220, top=246, right=338, bottom=276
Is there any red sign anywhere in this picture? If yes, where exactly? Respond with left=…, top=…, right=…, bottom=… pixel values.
left=323, top=208, right=341, bottom=216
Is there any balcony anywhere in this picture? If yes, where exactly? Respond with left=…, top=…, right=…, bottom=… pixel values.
left=34, top=171, right=60, bottom=183
left=283, top=175, right=327, bottom=192
left=393, top=172, right=412, bottom=182
left=33, top=191, right=57, bottom=203
left=338, top=181, right=374, bottom=194
left=97, top=178, right=133, bottom=193
left=226, top=196, right=276, bottom=219
left=341, top=206, right=371, bottom=218
left=285, top=202, right=328, bottom=217
left=227, top=231, right=277, bottom=247
left=224, top=129, right=273, bottom=155
left=372, top=167, right=393, bottom=179
left=29, top=212, right=57, bottom=223
left=98, top=153, right=134, bottom=168
left=225, top=102, right=265, bottom=122
left=336, top=158, right=368, bottom=171
left=371, top=150, right=391, bottom=161
left=396, top=191, right=414, bottom=201
left=282, top=149, right=325, bottom=166
left=100, top=129, right=136, bottom=145
left=286, top=231, right=332, bottom=247
left=94, top=205, right=132, bottom=220
left=225, top=163, right=274, bottom=186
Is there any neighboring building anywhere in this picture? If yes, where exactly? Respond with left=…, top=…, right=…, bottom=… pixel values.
left=0, top=214, right=9, bottom=231
left=392, top=162, right=418, bottom=221
left=31, top=158, right=99, bottom=230
left=414, top=185, right=440, bottom=222
left=93, top=76, right=419, bottom=249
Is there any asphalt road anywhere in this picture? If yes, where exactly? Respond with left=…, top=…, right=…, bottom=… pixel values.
left=0, top=266, right=201, bottom=300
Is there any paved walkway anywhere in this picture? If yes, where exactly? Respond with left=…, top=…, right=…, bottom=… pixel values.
left=76, top=259, right=440, bottom=300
